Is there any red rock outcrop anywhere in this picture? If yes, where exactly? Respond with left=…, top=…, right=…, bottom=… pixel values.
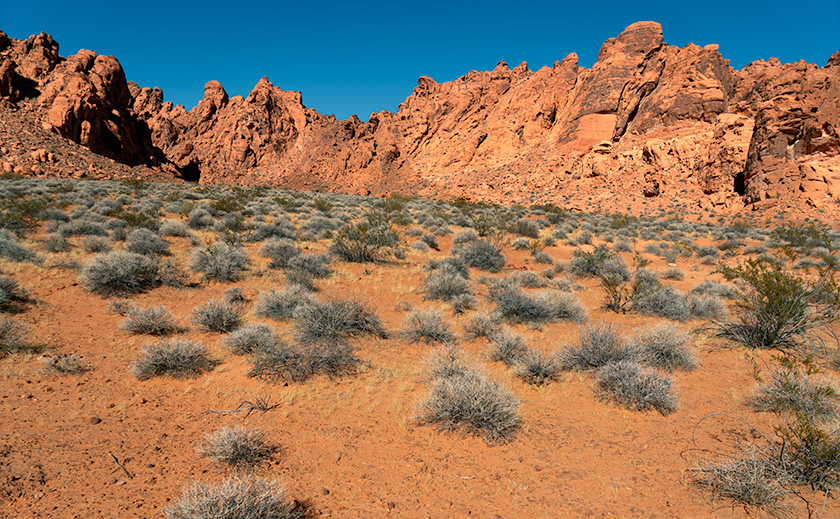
left=1, top=23, right=839, bottom=216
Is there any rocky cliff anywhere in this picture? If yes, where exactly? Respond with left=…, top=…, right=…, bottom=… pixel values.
left=1, top=22, right=838, bottom=216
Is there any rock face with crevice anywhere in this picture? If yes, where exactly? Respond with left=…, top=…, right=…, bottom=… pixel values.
left=0, top=22, right=838, bottom=215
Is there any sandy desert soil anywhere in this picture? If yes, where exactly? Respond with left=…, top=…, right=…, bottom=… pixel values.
left=0, top=179, right=836, bottom=518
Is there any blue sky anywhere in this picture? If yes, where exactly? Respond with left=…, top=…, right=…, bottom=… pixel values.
left=3, top=1, right=838, bottom=120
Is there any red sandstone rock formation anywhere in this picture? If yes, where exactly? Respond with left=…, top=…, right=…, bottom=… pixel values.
left=0, top=23, right=838, bottom=215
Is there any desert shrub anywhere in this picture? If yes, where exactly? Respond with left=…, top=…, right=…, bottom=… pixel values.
left=485, top=329, right=527, bottom=365
left=401, top=308, right=456, bottom=344
left=568, top=245, right=617, bottom=278
left=421, top=232, right=440, bottom=250
left=596, top=360, right=677, bottom=415
left=164, top=474, right=308, bottom=519
left=79, top=236, right=112, bottom=253
left=490, top=284, right=587, bottom=324
left=287, top=253, right=331, bottom=279
left=189, top=242, right=251, bottom=282
left=132, top=338, right=214, bottom=379
left=186, top=207, right=214, bottom=229
left=119, top=305, right=179, bottom=335
left=696, top=245, right=720, bottom=259
left=517, top=350, right=561, bottom=385
left=198, top=426, right=276, bottom=469
left=330, top=220, right=399, bottom=262
left=0, top=230, right=36, bottom=262
left=632, top=285, right=691, bottom=321
left=629, top=323, right=697, bottom=372
left=459, top=240, right=505, bottom=273
left=79, top=251, right=164, bottom=296
left=259, top=238, right=301, bottom=269
left=417, top=370, right=521, bottom=445
left=557, top=322, right=640, bottom=371
left=689, top=294, right=728, bottom=320
left=613, top=239, right=633, bottom=253
left=690, top=280, right=738, bottom=299
left=711, top=258, right=840, bottom=352
left=462, top=313, right=502, bottom=340
left=450, top=293, right=477, bottom=314
left=424, top=267, right=471, bottom=301
left=254, top=285, right=314, bottom=321
left=159, top=220, right=191, bottom=237
left=40, top=353, right=87, bottom=374
left=453, top=229, right=478, bottom=244
left=223, top=324, right=280, bottom=355
left=0, top=276, right=28, bottom=312
left=661, top=267, right=684, bottom=280
left=125, top=228, right=170, bottom=256
left=191, top=298, right=244, bottom=333
left=0, top=316, right=32, bottom=356
left=427, top=256, right=470, bottom=279
left=749, top=357, right=840, bottom=421
left=509, top=218, right=540, bottom=238
left=426, top=344, right=474, bottom=379
left=693, top=447, right=792, bottom=516
left=43, top=235, right=71, bottom=253
left=533, top=250, right=553, bottom=264
left=293, top=296, right=387, bottom=343
left=511, top=271, right=548, bottom=289
left=249, top=339, right=358, bottom=383
left=510, top=237, right=529, bottom=251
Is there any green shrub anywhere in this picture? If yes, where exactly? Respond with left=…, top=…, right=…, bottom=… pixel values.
left=330, top=220, right=399, bottom=262
left=569, top=245, right=617, bottom=278
left=711, top=257, right=840, bottom=352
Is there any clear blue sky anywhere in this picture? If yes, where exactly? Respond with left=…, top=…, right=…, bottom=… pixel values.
left=3, top=1, right=838, bottom=120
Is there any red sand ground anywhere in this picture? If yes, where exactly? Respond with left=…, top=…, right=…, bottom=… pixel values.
left=0, top=225, right=833, bottom=518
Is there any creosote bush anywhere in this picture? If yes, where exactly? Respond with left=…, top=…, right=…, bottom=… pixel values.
left=198, top=426, right=276, bottom=469
left=711, top=256, right=840, bottom=353
left=132, top=338, right=215, bottom=379
left=330, top=219, right=399, bottom=262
